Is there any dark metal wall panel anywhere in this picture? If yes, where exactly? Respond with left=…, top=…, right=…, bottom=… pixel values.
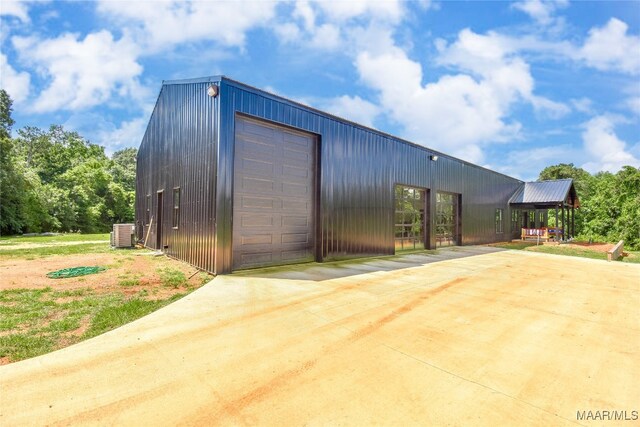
left=135, top=80, right=219, bottom=273
left=214, top=78, right=522, bottom=272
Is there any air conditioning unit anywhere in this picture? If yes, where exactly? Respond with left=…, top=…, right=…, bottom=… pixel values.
left=112, top=223, right=135, bottom=248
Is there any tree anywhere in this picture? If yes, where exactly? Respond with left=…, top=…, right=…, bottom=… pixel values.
left=538, top=163, right=593, bottom=198
left=0, top=90, right=28, bottom=235
left=538, top=163, right=593, bottom=236
left=0, top=89, right=15, bottom=139
left=110, top=147, right=137, bottom=192
left=540, top=163, right=640, bottom=250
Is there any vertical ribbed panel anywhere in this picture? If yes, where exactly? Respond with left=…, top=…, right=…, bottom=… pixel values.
left=135, top=80, right=219, bottom=273
left=213, top=78, right=522, bottom=272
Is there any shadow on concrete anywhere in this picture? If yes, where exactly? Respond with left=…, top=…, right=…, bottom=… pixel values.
left=232, top=245, right=508, bottom=282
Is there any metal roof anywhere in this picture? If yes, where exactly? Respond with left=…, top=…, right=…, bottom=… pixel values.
left=509, top=179, right=578, bottom=207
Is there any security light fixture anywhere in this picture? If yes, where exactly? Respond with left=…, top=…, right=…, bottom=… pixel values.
left=430, top=155, right=439, bottom=161
left=207, top=84, right=219, bottom=98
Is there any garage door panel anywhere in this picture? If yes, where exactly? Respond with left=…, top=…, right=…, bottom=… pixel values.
left=241, top=196, right=274, bottom=209
left=282, top=233, right=310, bottom=244
left=281, top=198, right=308, bottom=211
left=243, top=120, right=276, bottom=138
left=241, top=177, right=274, bottom=193
left=283, top=149, right=309, bottom=162
left=241, top=234, right=273, bottom=245
left=240, top=215, right=274, bottom=227
left=241, top=158, right=273, bottom=176
left=233, top=116, right=317, bottom=270
left=282, top=182, right=308, bottom=196
left=283, top=132, right=313, bottom=147
left=282, top=250, right=313, bottom=261
left=241, top=252, right=273, bottom=266
left=282, top=165, right=309, bottom=178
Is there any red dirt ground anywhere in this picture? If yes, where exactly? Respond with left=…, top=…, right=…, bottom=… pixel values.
left=0, top=250, right=211, bottom=299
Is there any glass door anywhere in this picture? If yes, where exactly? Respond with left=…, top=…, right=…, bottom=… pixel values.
left=394, top=185, right=426, bottom=251
left=436, top=192, right=459, bottom=247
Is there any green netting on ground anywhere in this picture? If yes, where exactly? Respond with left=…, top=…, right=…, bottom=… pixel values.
left=47, top=266, right=106, bottom=279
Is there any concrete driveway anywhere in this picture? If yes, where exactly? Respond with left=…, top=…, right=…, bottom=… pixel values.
left=1, top=247, right=639, bottom=426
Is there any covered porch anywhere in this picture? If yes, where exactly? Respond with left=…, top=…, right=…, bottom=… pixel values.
left=508, top=179, right=580, bottom=242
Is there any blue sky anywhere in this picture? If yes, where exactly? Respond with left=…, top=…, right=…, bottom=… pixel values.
left=1, top=0, right=639, bottom=180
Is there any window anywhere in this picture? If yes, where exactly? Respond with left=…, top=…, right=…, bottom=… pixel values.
left=436, top=192, right=459, bottom=247
left=172, top=188, right=180, bottom=229
left=511, top=209, right=520, bottom=232
left=495, top=209, right=504, bottom=233
left=145, top=195, right=151, bottom=225
left=394, top=185, right=426, bottom=251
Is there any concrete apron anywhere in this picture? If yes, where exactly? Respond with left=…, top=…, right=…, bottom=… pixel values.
left=1, top=247, right=639, bottom=426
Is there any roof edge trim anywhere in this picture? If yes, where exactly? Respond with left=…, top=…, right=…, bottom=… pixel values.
left=163, top=75, right=223, bottom=86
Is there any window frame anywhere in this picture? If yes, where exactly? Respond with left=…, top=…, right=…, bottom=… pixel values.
left=145, top=195, right=151, bottom=225
left=172, top=187, right=180, bottom=229
left=495, top=208, right=504, bottom=234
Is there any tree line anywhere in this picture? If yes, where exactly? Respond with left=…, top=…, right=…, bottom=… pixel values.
left=539, top=163, right=640, bottom=250
left=1, top=89, right=638, bottom=248
left=1, top=89, right=136, bottom=235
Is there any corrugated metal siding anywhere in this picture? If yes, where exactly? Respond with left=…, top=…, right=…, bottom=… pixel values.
left=509, top=179, right=572, bottom=204
left=135, top=81, right=219, bottom=273
left=214, top=78, right=522, bottom=272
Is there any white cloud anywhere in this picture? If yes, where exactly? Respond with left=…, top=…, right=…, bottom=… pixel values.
left=626, top=96, right=640, bottom=117
left=530, top=95, right=570, bottom=118
left=0, top=52, right=30, bottom=103
left=497, top=144, right=575, bottom=180
left=511, top=0, right=568, bottom=26
left=313, top=0, right=405, bottom=24
left=12, top=30, right=144, bottom=112
left=0, top=0, right=30, bottom=22
left=97, top=0, right=277, bottom=52
left=353, top=27, right=571, bottom=164
left=571, top=97, right=594, bottom=114
left=322, top=95, right=380, bottom=127
left=275, top=0, right=406, bottom=52
left=310, top=23, right=341, bottom=50
left=579, top=18, right=640, bottom=75
left=96, top=116, right=149, bottom=154
left=581, top=115, right=640, bottom=173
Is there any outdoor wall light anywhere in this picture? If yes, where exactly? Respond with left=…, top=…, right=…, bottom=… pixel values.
left=207, top=84, right=219, bottom=98
left=430, top=155, right=439, bottom=161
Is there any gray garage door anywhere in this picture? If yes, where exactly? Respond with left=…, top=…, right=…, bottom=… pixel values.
left=232, top=116, right=317, bottom=270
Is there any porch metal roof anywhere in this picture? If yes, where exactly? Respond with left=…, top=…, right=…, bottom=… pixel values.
left=509, top=179, right=579, bottom=207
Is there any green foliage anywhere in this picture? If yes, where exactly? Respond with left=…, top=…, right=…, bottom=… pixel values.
left=157, top=267, right=187, bottom=288
left=0, top=91, right=137, bottom=235
left=538, top=163, right=593, bottom=198
left=539, top=164, right=640, bottom=250
left=0, top=89, right=15, bottom=139
left=578, top=166, right=640, bottom=249
left=528, top=245, right=608, bottom=261
left=0, top=284, right=186, bottom=363
left=118, top=278, right=140, bottom=287
left=0, top=233, right=109, bottom=243
left=0, top=243, right=110, bottom=258
left=538, top=163, right=593, bottom=235
left=84, top=294, right=183, bottom=339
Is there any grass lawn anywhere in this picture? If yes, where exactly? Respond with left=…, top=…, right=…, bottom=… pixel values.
left=0, top=288, right=185, bottom=361
left=0, top=233, right=212, bottom=364
left=0, top=233, right=110, bottom=243
left=491, top=241, right=640, bottom=263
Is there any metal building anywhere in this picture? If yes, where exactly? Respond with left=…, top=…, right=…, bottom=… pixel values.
left=135, top=76, right=578, bottom=274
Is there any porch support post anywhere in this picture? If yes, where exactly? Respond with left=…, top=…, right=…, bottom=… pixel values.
left=555, top=205, right=559, bottom=242
left=572, top=205, right=575, bottom=239
left=562, top=203, right=567, bottom=240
